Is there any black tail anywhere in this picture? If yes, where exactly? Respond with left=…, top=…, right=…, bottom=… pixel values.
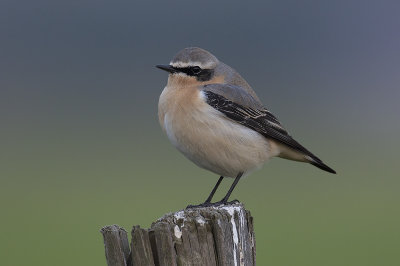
left=310, top=159, right=336, bottom=174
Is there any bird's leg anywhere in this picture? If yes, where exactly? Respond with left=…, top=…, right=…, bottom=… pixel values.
left=204, top=176, right=224, bottom=204
left=215, top=172, right=243, bottom=205
left=186, top=176, right=224, bottom=209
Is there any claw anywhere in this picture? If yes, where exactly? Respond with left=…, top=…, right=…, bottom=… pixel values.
left=229, top=199, right=240, bottom=204
left=186, top=202, right=212, bottom=209
left=186, top=199, right=241, bottom=209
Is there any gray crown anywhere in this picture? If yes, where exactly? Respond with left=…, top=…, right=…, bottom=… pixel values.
left=170, top=47, right=219, bottom=69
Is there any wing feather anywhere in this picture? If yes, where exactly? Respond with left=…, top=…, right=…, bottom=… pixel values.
left=201, top=83, right=336, bottom=174
left=203, top=89, right=315, bottom=159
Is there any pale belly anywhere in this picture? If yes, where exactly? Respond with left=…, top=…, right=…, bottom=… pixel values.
left=161, top=99, right=277, bottom=178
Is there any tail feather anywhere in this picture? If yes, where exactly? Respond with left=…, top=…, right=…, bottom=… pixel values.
left=275, top=140, right=336, bottom=174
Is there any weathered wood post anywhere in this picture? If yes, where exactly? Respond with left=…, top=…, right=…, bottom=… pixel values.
left=100, top=203, right=256, bottom=266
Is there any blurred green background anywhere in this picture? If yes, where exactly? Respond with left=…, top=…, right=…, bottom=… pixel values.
left=1, top=1, right=399, bottom=265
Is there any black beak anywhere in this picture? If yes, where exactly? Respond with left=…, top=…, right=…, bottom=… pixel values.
left=156, top=64, right=177, bottom=73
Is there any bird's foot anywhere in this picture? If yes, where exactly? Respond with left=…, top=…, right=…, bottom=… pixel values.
left=186, top=199, right=241, bottom=209
left=186, top=202, right=213, bottom=209
left=228, top=199, right=240, bottom=205
left=212, top=199, right=240, bottom=207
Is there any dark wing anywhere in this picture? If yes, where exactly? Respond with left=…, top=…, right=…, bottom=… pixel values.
left=202, top=86, right=336, bottom=174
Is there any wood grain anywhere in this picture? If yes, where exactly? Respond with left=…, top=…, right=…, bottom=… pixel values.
left=100, top=203, right=256, bottom=266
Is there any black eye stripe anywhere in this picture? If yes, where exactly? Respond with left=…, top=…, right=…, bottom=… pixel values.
left=192, top=66, right=201, bottom=74
left=173, top=66, right=202, bottom=75
left=172, top=66, right=214, bottom=81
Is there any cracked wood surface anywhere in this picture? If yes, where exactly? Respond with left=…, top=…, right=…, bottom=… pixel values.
left=100, top=203, right=256, bottom=266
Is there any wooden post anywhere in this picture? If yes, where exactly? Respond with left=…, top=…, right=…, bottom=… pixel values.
left=100, top=203, right=256, bottom=266
left=100, top=225, right=131, bottom=266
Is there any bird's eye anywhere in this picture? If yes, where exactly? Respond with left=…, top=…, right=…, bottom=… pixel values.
left=192, top=66, right=201, bottom=74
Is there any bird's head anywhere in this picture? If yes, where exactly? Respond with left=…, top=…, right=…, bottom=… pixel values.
left=156, top=47, right=225, bottom=86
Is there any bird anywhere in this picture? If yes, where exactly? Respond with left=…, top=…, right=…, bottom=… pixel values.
left=156, top=47, right=336, bottom=207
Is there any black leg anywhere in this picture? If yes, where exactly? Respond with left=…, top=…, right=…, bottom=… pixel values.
left=204, top=176, right=224, bottom=204
left=217, top=172, right=243, bottom=205
left=186, top=176, right=224, bottom=209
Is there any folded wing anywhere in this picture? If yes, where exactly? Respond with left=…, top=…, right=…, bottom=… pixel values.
left=202, top=84, right=336, bottom=174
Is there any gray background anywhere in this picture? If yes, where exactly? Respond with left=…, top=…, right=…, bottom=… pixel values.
left=1, top=1, right=399, bottom=265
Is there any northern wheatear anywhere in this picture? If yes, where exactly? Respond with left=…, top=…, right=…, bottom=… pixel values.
left=157, top=47, right=336, bottom=207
